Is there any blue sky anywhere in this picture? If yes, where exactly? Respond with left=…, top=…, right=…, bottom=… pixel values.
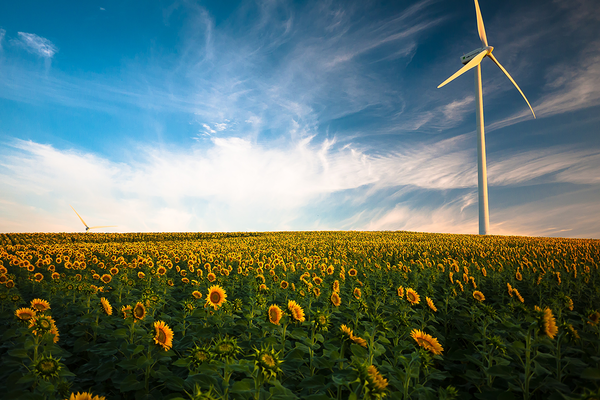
left=1, top=0, right=599, bottom=237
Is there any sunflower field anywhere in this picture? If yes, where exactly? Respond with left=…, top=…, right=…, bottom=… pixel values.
left=0, top=231, right=599, bottom=400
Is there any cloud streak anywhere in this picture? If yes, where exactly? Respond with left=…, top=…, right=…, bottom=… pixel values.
left=1, top=137, right=598, bottom=236
left=13, top=32, right=58, bottom=58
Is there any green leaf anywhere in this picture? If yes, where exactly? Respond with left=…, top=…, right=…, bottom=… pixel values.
left=581, top=368, right=600, bottom=380
left=117, top=358, right=138, bottom=370
left=133, top=345, right=145, bottom=355
left=172, top=358, right=191, bottom=368
left=7, top=348, right=29, bottom=358
left=486, top=365, right=514, bottom=378
left=230, top=378, right=254, bottom=393
left=350, top=343, right=368, bottom=359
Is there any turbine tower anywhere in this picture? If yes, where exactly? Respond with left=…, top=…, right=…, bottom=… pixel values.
left=437, top=0, right=535, bottom=235
left=70, top=205, right=116, bottom=232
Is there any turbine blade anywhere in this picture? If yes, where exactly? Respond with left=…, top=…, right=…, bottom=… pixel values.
left=88, top=226, right=117, bottom=230
left=474, top=0, right=488, bottom=47
left=70, top=205, right=89, bottom=228
left=488, top=53, right=536, bottom=118
left=437, top=49, right=488, bottom=88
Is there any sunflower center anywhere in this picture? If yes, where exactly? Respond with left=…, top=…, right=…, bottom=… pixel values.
left=261, top=353, right=275, bottom=367
left=40, top=319, right=51, bottom=329
left=210, top=292, right=221, bottom=303
left=39, top=360, right=57, bottom=373
left=157, top=329, right=166, bottom=343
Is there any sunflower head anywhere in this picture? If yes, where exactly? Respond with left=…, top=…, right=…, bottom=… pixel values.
left=133, top=302, right=146, bottom=321
left=340, top=324, right=354, bottom=341
left=426, top=296, right=437, bottom=312
left=253, top=345, right=283, bottom=381
left=361, top=363, right=389, bottom=397
left=30, top=298, right=51, bottom=313
left=121, top=305, right=132, bottom=319
left=353, top=288, right=362, bottom=300
left=588, top=311, right=600, bottom=326
left=397, top=286, right=404, bottom=298
left=406, top=288, right=420, bottom=305
left=268, top=304, right=282, bottom=325
left=206, top=285, right=227, bottom=310
left=192, top=290, right=202, bottom=300
left=535, top=306, right=558, bottom=339
left=312, top=309, right=331, bottom=332
left=287, top=300, right=306, bottom=322
left=34, top=355, right=61, bottom=380
left=212, top=336, right=241, bottom=360
left=65, top=392, right=107, bottom=400
left=472, top=291, right=485, bottom=302
left=100, top=297, right=112, bottom=316
left=410, top=329, right=443, bottom=355
left=330, top=292, right=342, bottom=307
left=189, top=345, right=212, bottom=369
left=153, top=320, right=174, bottom=351
left=15, top=307, right=37, bottom=322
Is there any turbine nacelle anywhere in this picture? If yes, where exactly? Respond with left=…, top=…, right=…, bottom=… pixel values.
left=461, top=46, right=493, bottom=65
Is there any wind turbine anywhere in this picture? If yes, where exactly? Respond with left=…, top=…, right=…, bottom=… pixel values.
left=437, top=0, right=535, bottom=235
left=70, top=205, right=116, bottom=232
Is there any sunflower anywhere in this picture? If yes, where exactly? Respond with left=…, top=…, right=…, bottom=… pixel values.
left=426, top=296, right=437, bottom=312
left=30, top=298, right=51, bottom=313
left=137, top=272, right=145, bottom=279
left=588, top=311, right=600, bottom=326
left=213, top=336, right=241, bottom=360
left=513, top=289, right=525, bottom=303
left=100, top=274, right=112, bottom=284
left=516, top=271, right=523, bottom=281
left=192, top=290, right=202, bottom=299
left=189, top=346, right=212, bottom=369
left=267, top=304, right=282, bottom=325
left=34, top=273, right=44, bottom=282
left=206, top=285, right=227, bottom=310
left=313, top=287, right=321, bottom=297
left=410, top=329, right=443, bottom=355
left=406, top=288, right=420, bottom=305
left=332, top=280, right=340, bottom=293
left=51, top=272, right=60, bottom=280
left=507, top=282, right=513, bottom=297
left=366, top=364, right=389, bottom=393
left=66, top=392, right=107, bottom=400
left=330, top=292, right=341, bottom=307
left=353, top=288, right=361, bottom=300
left=15, top=308, right=36, bottom=321
left=287, top=300, right=306, bottom=322
left=313, top=276, right=323, bottom=285
left=473, top=291, right=485, bottom=302
left=207, top=272, right=216, bottom=282
left=566, top=297, right=574, bottom=311
left=100, top=297, right=112, bottom=316
left=121, top=305, right=132, bottom=319
left=34, top=354, right=61, bottom=380
left=153, top=321, right=174, bottom=351
left=157, top=266, right=167, bottom=276
left=133, top=302, right=146, bottom=320
left=340, top=324, right=354, bottom=340
left=29, top=315, right=59, bottom=343
left=254, top=346, right=283, bottom=381
left=397, top=286, right=404, bottom=298
left=535, top=306, right=558, bottom=339
left=327, top=266, right=335, bottom=275
left=110, top=267, right=119, bottom=275
left=348, top=268, right=357, bottom=277
left=351, top=335, right=368, bottom=348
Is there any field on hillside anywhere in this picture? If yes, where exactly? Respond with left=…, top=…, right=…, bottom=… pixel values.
left=0, top=231, right=599, bottom=400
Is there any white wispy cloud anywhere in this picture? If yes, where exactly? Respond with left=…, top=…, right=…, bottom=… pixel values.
left=14, top=32, right=58, bottom=58
left=1, top=137, right=598, bottom=236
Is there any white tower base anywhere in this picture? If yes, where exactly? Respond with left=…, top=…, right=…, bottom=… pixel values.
left=475, top=64, right=490, bottom=235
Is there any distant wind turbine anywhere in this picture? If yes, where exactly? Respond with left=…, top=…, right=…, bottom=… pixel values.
left=70, top=205, right=116, bottom=232
left=437, top=0, right=536, bottom=235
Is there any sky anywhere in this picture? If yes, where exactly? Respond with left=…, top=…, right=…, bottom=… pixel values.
left=0, top=0, right=599, bottom=237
